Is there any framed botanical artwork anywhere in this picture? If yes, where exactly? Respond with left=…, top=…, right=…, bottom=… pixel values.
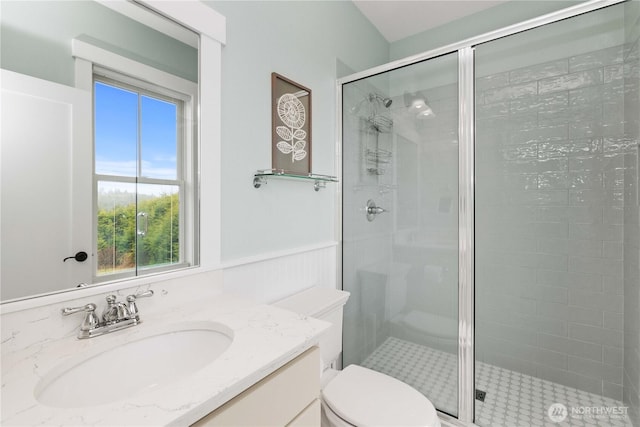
left=272, top=72, right=312, bottom=175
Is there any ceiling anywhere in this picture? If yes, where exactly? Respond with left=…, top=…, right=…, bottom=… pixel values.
left=352, top=0, right=509, bottom=42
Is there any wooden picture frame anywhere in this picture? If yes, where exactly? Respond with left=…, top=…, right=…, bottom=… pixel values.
left=271, top=73, right=312, bottom=175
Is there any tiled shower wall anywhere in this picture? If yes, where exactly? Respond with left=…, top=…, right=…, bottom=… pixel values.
left=623, top=1, right=640, bottom=424
left=475, top=43, right=638, bottom=400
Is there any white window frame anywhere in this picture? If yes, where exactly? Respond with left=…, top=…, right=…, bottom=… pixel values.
left=72, top=37, right=201, bottom=282
left=92, top=68, right=196, bottom=281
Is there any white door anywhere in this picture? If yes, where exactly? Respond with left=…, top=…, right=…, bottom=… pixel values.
left=1, top=69, right=92, bottom=300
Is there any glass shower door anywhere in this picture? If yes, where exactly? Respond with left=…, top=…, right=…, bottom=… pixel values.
left=474, top=3, right=631, bottom=426
left=341, top=52, right=459, bottom=417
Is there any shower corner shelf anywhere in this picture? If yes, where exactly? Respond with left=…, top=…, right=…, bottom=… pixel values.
left=253, top=169, right=338, bottom=191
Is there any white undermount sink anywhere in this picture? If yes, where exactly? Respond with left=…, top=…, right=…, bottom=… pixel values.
left=34, top=321, right=234, bottom=408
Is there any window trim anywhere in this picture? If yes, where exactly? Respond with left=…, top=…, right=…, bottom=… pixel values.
left=91, top=67, right=196, bottom=283
left=72, top=36, right=199, bottom=283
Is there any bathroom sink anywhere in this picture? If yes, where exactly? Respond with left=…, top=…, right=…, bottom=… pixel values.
left=34, top=321, right=233, bottom=408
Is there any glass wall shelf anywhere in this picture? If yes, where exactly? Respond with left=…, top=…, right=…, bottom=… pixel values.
left=253, top=169, right=338, bottom=191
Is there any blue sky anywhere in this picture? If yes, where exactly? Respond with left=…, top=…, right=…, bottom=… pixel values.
left=94, top=81, right=178, bottom=181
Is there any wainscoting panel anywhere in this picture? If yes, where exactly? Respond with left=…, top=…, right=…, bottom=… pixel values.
left=222, top=242, right=338, bottom=303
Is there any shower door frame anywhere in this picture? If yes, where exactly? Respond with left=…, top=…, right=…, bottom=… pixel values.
left=336, top=0, right=626, bottom=424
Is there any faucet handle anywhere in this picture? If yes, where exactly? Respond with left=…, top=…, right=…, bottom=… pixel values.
left=131, top=290, right=154, bottom=299
left=61, top=303, right=97, bottom=316
left=126, top=290, right=154, bottom=321
left=61, top=303, right=101, bottom=332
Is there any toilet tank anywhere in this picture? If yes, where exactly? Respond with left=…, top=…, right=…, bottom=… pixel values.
left=273, top=287, right=350, bottom=370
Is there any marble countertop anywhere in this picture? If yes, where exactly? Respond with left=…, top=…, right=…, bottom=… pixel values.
left=1, top=292, right=329, bottom=426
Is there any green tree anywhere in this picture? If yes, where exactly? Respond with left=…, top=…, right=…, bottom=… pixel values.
left=97, top=193, right=179, bottom=274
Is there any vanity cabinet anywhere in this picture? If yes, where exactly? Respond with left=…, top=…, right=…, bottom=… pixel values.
left=192, top=347, right=320, bottom=427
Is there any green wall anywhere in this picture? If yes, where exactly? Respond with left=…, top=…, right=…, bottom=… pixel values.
left=206, top=0, right=389, bottom=260
left=0, top=0, right=197, bottom=86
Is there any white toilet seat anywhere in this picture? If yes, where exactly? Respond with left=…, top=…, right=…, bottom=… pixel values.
left=321, top=400, right=355, bottom=427
left=322, top=365, right=441, bottom=427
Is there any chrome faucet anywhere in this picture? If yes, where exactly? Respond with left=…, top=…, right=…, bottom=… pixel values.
left=62, top=290, right=154, bottom=339
left=102, top=295, right=131, bottom=324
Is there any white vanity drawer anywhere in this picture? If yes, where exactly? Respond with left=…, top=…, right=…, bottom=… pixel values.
left=287, top=399, right=320, bottom=427
left=192, top=346, right=320, bottom=426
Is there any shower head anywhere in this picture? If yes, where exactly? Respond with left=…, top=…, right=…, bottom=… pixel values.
left=370, top=93, right=392, bottom=108
left=349, top=92, right=392, bottom=115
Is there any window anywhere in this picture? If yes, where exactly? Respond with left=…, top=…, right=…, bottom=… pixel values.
left=93, top=68, right=196, bottom=281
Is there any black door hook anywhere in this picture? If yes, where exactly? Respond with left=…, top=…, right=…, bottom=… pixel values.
left=63, top=251, right=88, bottom=263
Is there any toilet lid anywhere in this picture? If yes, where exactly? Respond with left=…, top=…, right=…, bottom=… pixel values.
left=322, top=365, right=439, bottom=427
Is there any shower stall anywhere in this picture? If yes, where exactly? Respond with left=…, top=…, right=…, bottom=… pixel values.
left=339, top=1, right=639, bottom=426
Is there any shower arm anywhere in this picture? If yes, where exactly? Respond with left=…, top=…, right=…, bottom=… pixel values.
left=350, top=93, right=393, bottom=115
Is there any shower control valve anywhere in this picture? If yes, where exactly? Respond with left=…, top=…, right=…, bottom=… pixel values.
left=366, top=199, right=388, bottom=222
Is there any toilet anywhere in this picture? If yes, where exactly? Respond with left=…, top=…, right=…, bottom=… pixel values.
left=274, top=287, right=441, bottom=427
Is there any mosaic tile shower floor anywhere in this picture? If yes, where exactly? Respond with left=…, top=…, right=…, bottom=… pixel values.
left=361, top=337, right=631, bottom=427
